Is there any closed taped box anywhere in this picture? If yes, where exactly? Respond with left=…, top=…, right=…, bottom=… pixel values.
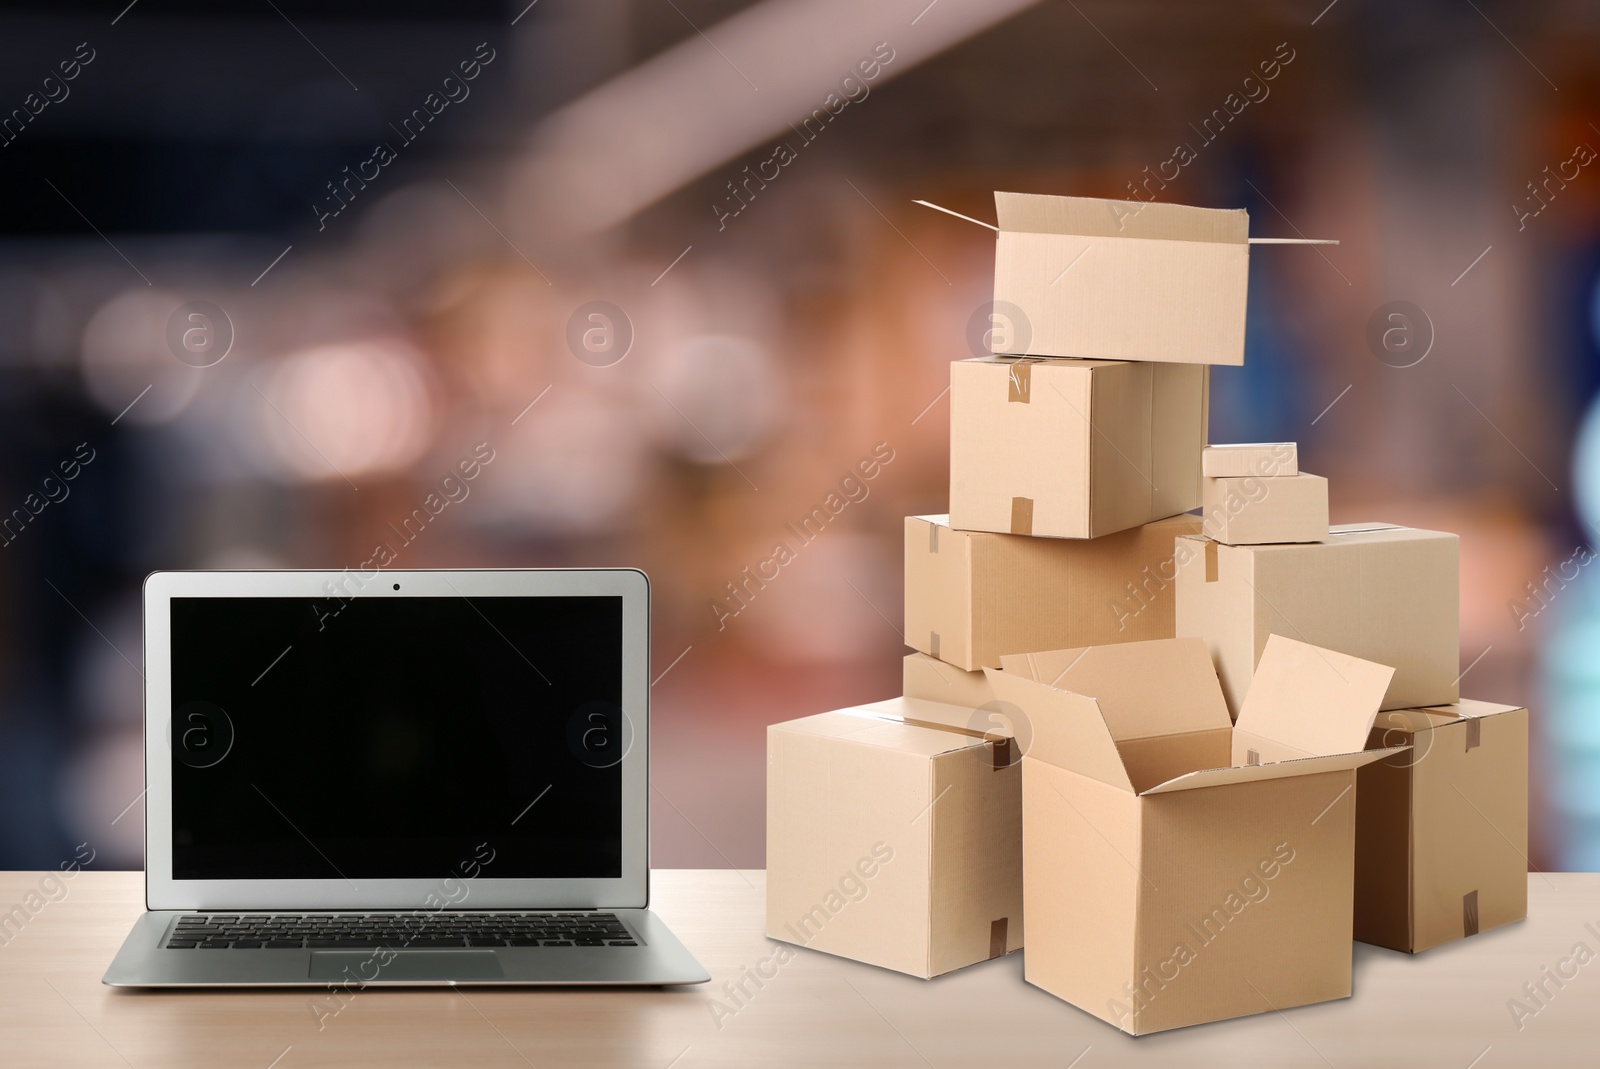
left=767, top=698, right=1023, bottom=978
left=1175, top=524, right=1459, bottom=715
left=1354, top=700, right=1529, bottom=953
left=949, top=356, right=1208, bottom=540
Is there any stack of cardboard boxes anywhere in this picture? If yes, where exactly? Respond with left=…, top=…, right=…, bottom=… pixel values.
left=767, top=193, right=1529, bottom=1033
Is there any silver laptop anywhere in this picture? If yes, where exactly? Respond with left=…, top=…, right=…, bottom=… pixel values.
left=104, top=568, right=709, bottom=987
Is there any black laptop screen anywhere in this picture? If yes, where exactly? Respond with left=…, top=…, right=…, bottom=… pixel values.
left=168, top=594, right=625, bottom=881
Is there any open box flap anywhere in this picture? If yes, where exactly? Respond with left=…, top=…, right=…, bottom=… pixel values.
left=993, top=191, right=1249, bottom=244
left=1139, top=745, right=1408, bottom=796
left=999, top=638, right=1230, bottom=742
left=984, top=668, right=1133, bottom=793
left=1232, top=635, right=1394, bottom=763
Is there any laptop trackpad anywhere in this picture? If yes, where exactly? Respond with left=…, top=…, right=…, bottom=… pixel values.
left=309, top=950, right=504, bottom=982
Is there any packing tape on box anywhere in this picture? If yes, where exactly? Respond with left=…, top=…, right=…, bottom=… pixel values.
left=929, top=632, right=941, bottom=658
left=1464, top=890, right=1480, bottom=936
left=1204, top=539, right=1219, bottom=582
left=1465, top=717, right=1481, bottom=752
left=989, top=917, right=1009, bottom=958
left=1007, top=363, right=1031, bottom=403
left=928, top=522, right=940, bottom=553
left=1010, top=497, right=1034, bottom=536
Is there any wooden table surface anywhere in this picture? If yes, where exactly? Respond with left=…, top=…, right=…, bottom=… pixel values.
left=1, top=870, right=1595, bottom=1067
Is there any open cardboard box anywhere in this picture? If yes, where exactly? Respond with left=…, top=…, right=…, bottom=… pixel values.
left=1354, top=700, right=1529, bottom=953
left=949, top=355, right=1207, bottom=540
left=766, top=697, right=1023, bottom=979
left=989, top=635, right=1403, bottom=1034
left=1175, top=524, right=1460, bottom=715
left=989, top=192, right=1249, bottom=365
left=904, top=514, right=1201, bottom=671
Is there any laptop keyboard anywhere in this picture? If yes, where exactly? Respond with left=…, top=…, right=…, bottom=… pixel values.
left=164, top=913, right=639, bottom=950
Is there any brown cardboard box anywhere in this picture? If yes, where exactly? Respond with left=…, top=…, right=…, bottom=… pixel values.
left=990, top=192, right=1248, bottom=365
left=766, top=697, right=1023, bottom=978
left=1202, top=443, right=1298, bottom=478
left=904, top=514, right=1203, bottom=671
left=1200, top=473, right=1329, bottom=545
left=903, top=652, right=996, bottom=708
left=990, top=635, right=1400, bottom=1034
left=1354, top=700, right=1529, bottom=953
left=949, top=356, right=1208, bottom=540
left=1175, top=524, right=1460, bottom=715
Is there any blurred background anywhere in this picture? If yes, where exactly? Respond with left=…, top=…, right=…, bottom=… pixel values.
left=2, top=0, right=1598, bottom=874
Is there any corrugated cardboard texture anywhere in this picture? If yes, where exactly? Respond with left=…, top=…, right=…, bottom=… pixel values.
left=949, top=358, right=1207, bottom=540
left=1233, top=635, right=1395, bottom=764
left=902, top=653, right=997, bottom=708
left=1202, top=443, right=1299, bottom=478
left=1001, top=638, right=1229, bottom=742
left=1129, top=772, right=1362, bottom=1033
left=999, top=637, right=1395, bottom=1032
left=766, top=707, right=1023, bottom=979
left=1021, top=762, right=1142, bottom=1026
left=1354, top=701, right=1529, bottom=952
left=991, top=192, right=1249, bottom=365
left=1201, top=473, right=1329, bottom=545
left=1174, top=525, right=1459, bottom=715
left=904, top=514, right=1202, bottom=671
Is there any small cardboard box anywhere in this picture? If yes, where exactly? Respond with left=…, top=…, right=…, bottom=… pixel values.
left=990, top=192, right=1248, bottom=365
left=949, top=356, right=1208, bottom=540
left=1202, top=443, right=1298, bottom=478
left=766, top=697, right=1023, bottom=978
left=905, top=514, right=1202, bottom=671
left=990, top=635, right=1399, bottom=1035
left=1354, top=700, right=1529, bottom=953
left=1201, top=473, right=1329, bottom=545
left=903, top=652, right=996, bottom=708
left=1175, top=524, right=1460, bottom=715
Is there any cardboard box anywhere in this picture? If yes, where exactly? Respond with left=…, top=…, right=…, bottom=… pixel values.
left=1175, top=524, right=1460, bottom=715
left=1201, top=473, right=1329, bottom=545
left=766, top=697, right=1023, bottom=978
left=949, top=356, right=1208, bottom=540
left=990, top=192, right=1248, bottom=365
left=903, top=652, right=996, bottom=708
left=990, top=635, right=1399, bottom=1035
left=1202, top=443, right=1298, bottom=478
left=905, top=514, right=1203, bottom=671
left=1354, top=700, right=1529, bottom=953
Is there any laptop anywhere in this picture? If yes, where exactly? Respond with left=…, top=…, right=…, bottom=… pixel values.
left=104, top=568, right=710, bottom=987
